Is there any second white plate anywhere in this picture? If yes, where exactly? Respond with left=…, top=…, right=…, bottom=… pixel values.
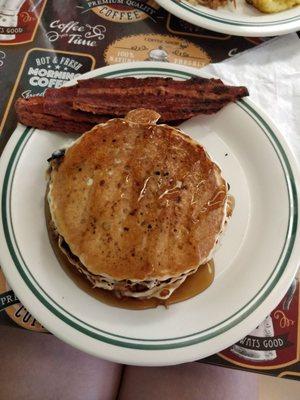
left=156, top=0, right=300, bottom=37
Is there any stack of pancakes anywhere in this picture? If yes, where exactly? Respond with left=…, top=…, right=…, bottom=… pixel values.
left=47, top=109, right=231, bottom=301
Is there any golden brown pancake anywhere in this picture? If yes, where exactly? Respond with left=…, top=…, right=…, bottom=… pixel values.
left=48, top=109, right=230, bottom=300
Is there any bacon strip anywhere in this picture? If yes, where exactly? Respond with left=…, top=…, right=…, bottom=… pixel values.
left=44, top=87, right=111, bottom=124
left=15, top=77, right=249, bottom=134
left=74, top=77, right=247, bottom=120
left=15, top=97, right=95, bottom=134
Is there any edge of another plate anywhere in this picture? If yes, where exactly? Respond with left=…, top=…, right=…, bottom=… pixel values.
left=156, top=0, right=300, bottom=37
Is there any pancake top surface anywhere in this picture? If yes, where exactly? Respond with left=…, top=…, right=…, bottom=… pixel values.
left=49, top=109, right=227, bottom=280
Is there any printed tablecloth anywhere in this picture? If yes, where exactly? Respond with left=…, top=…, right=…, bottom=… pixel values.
left=0, top=0, right=299, bottom=380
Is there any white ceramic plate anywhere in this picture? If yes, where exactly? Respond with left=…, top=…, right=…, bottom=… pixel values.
left=0, top=62, right=299, bottom=366
left=156, top=0, right=300, bottom=37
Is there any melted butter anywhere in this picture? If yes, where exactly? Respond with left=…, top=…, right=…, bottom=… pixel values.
left=46, top=196, right=214, bottom=310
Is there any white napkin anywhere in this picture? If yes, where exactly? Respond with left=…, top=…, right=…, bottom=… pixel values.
left=202, top=33, right=300, bottom=159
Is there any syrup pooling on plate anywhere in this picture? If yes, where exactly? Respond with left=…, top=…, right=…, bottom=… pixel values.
left=46, top=194, right=214, bottom=310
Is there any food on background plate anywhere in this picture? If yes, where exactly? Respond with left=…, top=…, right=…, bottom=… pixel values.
left=246, top=0, right=300, bottom=13
left=182, top=0, right=299, bottom=12
left=15, top=77, right=248, bottom=135
left=183, top=0, right=232, bottom=9
left=47, top=108, right=232, bottom=307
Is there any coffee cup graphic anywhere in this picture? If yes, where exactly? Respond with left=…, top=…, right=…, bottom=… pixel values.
left=231, top=315, right=277, bottom=361
left=231, top=278, right=297, bottom=362
left=148, top=47, right=169, bottom=62
left=0, top=0, right=27, bottom=41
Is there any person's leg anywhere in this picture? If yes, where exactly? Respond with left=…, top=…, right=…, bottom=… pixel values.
left=0, top=326, right=123, bottom=400
left=118, top=363, right=259, bottom=400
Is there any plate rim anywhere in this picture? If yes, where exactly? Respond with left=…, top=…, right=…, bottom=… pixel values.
left=0, top=62, right=299, bottom=363
left=155, top=0, right=300, bottom=36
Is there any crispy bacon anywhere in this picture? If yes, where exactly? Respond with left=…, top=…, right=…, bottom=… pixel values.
left=15, top=77, right=248, bottom=134
left=15, top=96, right=44, bottom=114
left=74, top=77, right=247, bottom=120
left=44, top=87, right=111, bottom=124
left=15, top=97, right=95, bottom=134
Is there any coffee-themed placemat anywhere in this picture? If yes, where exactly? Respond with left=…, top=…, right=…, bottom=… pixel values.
left=1, top=0, right=299, bottom=379
left=0, top=0, right=264, bottom=150
left=204, top=276, right=300, bottom=380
